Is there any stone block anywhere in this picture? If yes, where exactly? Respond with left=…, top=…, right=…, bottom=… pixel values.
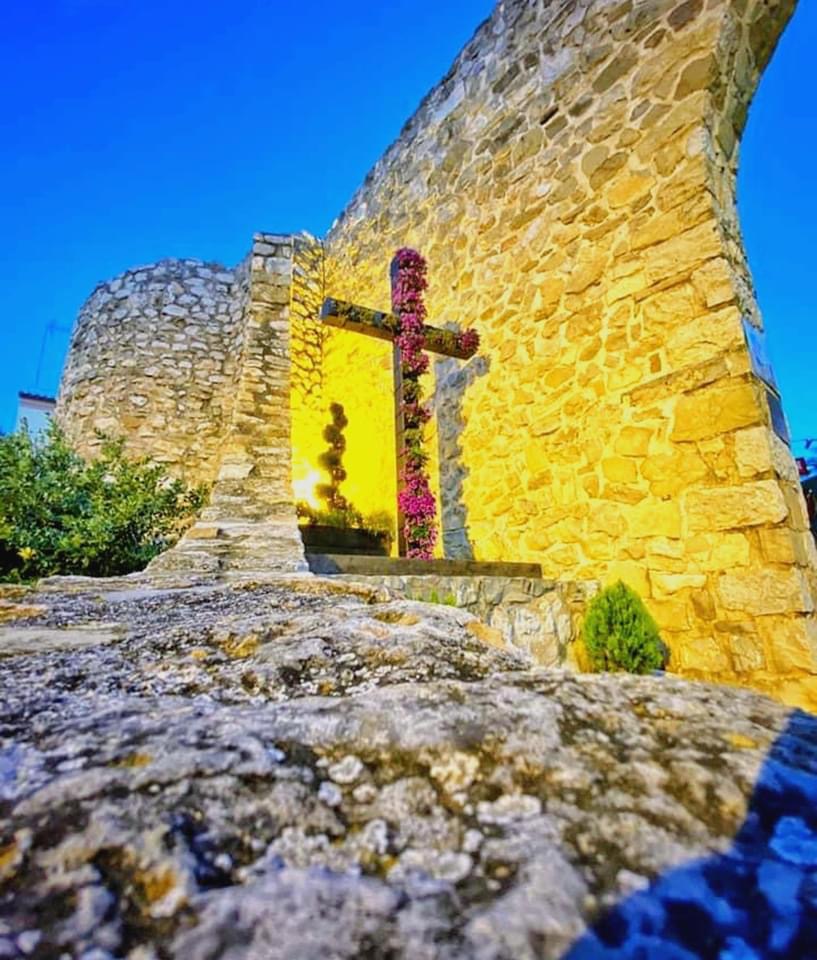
left=758, top=616, right=817, bottom=674
left=734, top=426, right=773, bottom=478
left=690, top=587, right=717, bottom=621
left=782, top=483, right=810, bottom=532
left=185, top=526, right=222, bottom=541
left=718, top=568, right=814, bottom=617
left=615, top=426, right=652, bottom=457
left=608, top=174, right=654, bottom=209
left=650, top=571, right=707, bottom=598
left=649, top=594, right=691, bottom=630
left=691, top=258, right=736, bottom=309
left=671, top=380, right=762, bottom=442
left=685, top=480, right=788, bottom=532
left=801, top=532, right=817, bottom=569
left=465, top=621, right=506, bottom=651
left=641, top=449, right=709, bottom=497
left=770, top=434, right=801, bottom=483
left=644, top=221, right=723, bottom=283
left=602, top=457, right=638, bottom=483
left=759, top=528, right=800, bottom=565
left=675, top=54, right=716, bottom=99
left=671, top=633, right=731, bottom=675
left=217, top=461, right=256, bottom=481
left=628, top=500, right=682, bottom=539
left=719, top=627, right=766, bottom=674
left=588, top=502, right=628, bottom=538
left=665, top=307, right=743, bottom=368
left=687, top=532, right=751, bottom=571
left=646, top=537, right=685, bottom=559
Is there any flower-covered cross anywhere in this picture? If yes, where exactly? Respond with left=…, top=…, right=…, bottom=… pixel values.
left=320, top=251, right=480, bottom=558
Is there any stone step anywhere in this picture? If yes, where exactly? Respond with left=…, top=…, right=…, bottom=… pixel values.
left=149, top=517, right=307, bottom=575
left=305, top=554, right=544, bottom=578
left=200, top=498, right=298, bottom=523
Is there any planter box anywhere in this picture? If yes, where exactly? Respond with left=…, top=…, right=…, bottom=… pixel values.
left=299, top=525, right=390, bottom=557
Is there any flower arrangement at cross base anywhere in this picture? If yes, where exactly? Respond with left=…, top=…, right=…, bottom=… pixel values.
left=391, top=248, right=479, bottom=559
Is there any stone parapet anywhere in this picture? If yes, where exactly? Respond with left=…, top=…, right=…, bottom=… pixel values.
left=335, top=574, right=597, bottom=668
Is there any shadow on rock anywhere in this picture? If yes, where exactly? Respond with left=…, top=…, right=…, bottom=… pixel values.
left=563, top=710, right=817, bottom=959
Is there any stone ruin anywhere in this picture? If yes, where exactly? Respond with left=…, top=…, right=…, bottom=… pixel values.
left=56, top=0, right=817, bottom=709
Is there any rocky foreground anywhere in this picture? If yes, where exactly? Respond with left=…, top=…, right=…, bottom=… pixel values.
left=1, top=576, right=816, bottom=959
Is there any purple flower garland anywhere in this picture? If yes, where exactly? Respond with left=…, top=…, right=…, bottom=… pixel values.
left=391, top=248, right=479, bottom=559
left=392, top=248, right=435, bottom=558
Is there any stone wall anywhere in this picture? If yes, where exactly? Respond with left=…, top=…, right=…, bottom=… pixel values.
left=59, top=239, right=306, bottom=575
left=57, top=259, right=241, bottom=484
left=342, top=573, right=596, bottom=667
left=290, top=235, right=328, bottom=502
left=320, top=318, right=399, bottom=529
left=55, top=0, right=817, bottom=706
left=151, top=234, right=306, bottom=574
left=322, top=0, right=817, bottom=707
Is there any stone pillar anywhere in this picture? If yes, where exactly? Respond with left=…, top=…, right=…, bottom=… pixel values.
left=289, top=234, right=329, bottom=501
left=151, top=234, right=307, bottom=574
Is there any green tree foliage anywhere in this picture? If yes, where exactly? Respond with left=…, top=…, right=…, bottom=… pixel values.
left=582, top=580, right=667, bottom=674
left=0, top=423, right=207, bottom=580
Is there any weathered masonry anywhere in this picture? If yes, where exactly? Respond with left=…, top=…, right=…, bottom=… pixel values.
left=57, top=0, right=817, bottom=709
left=58, top=239, right=311, bottom=574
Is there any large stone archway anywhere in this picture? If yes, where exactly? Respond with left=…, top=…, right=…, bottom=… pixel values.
left=319, top=0, right=816, bottom=707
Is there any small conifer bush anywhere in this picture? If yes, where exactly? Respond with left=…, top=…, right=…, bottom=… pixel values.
left=582, top=580, right=667, bottom=674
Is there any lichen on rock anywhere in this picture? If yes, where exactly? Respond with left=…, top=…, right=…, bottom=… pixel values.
left=1, top=575, right=816, bottom=958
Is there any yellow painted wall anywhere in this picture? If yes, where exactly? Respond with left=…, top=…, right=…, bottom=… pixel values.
left=316, top=0, right=817, bottom=709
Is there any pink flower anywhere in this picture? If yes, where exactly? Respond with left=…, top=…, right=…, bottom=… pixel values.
left=457, top=329, right=480, bottom=355
left=392, top=248, right=438, bottom=558
left=391, top=248, right=478, bottom=558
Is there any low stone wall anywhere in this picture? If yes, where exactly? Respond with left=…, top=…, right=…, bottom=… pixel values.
left=58, top=236, right=309, bottom=576
left=340, top=574, right=598, bottom=668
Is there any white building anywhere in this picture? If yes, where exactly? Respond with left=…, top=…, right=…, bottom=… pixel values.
left=15, top=392, right=55, bottom=436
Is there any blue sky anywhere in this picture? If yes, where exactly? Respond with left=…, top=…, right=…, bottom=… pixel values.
left=739, top=0, right=816, bottom=448
left=0, top=0, right=814, bottom=443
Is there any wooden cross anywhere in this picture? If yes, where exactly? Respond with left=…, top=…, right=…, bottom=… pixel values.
left=319, top=255, right=478, bottom=556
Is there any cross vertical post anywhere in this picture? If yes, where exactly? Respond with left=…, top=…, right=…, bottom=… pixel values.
left=390, top=256, right=407, bottom=557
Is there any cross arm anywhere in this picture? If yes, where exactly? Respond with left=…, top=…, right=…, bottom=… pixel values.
left=320, top=297, right=478, bottom=360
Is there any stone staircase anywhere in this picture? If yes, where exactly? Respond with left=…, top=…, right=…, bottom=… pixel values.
left=148, top=511, right=307, bottom=575
left=150, top=234, right=311, bottom=578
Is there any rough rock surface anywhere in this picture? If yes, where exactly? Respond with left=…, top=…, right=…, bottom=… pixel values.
left=1, top=576, right=816, bottom=959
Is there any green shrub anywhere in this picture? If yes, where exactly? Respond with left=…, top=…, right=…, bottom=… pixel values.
left=582, top=580, right=667, bottom=674
left=417, top=589, right=457, bottom=607
left=295, top=501, right=394, bottom=549
left=0, top=423, right=207, bottom=581
left=389, top=586, right=457, bottom=607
